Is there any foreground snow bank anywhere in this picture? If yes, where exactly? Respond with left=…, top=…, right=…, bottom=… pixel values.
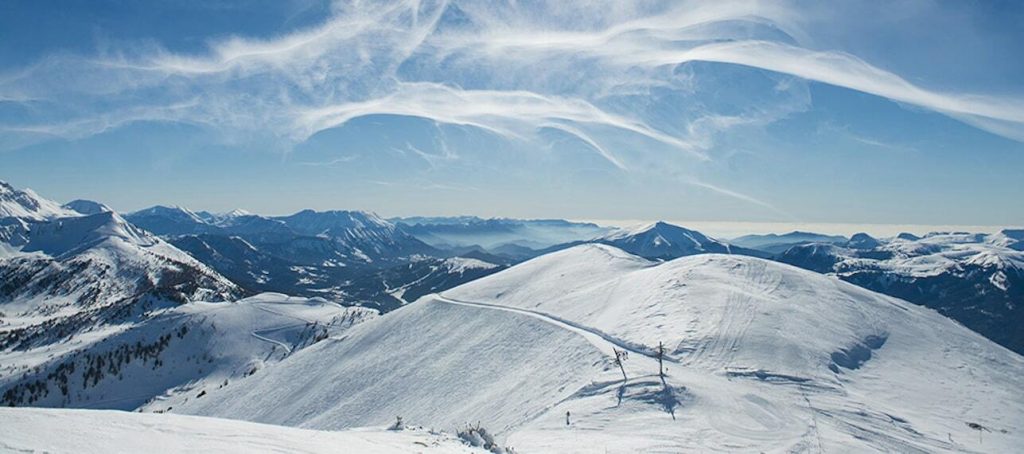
left=0, top=407, right=486, bottom=453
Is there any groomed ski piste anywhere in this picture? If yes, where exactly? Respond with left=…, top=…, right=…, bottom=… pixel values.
left=3, top=244, right=1022, bottom=452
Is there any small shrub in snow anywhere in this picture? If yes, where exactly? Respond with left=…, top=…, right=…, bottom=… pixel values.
left=388, top=416, right=404, bottom=431
left=457, top=423, right=515, bottom=454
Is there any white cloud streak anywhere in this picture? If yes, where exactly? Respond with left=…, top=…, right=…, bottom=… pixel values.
left=1, top=0, right=1022, bottom=210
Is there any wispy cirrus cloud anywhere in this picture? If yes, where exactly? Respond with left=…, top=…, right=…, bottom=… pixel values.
left=1, top=0, right=1022, bottom=211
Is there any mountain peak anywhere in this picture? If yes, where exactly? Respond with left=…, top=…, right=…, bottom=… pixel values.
left=607, top=221, right=702, bottom=239
left=847, top=232, right=881, bottom=249
left=0, top=181, right=80, bottom=221
left=592, top=221, right=736, bottom=260
left=23, top=211, right=155, bottom=256
left=63, top=199, right=112, bottom=216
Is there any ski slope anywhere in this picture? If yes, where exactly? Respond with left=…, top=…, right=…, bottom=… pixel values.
left=175, top=244, right=1023, bottom=452
left=179, top=294, right=610, bottom=435
left=0, top=407, right=485, bottom=453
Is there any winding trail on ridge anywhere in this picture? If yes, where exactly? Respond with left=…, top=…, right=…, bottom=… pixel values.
left=433, top=293, right=677, bottom=364
left=249, top=332, right=292, bottom=354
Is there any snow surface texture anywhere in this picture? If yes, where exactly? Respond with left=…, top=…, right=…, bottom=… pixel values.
left=0, top=407, right=486, bottom=454
left=177, top=244, right=1023, bottom=453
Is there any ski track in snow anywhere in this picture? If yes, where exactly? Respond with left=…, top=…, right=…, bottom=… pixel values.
left=683, top=259, right=777, bottom=370
left=434, top=293, right=677, bottom=364
left=249, top=331, right=292, bottom=354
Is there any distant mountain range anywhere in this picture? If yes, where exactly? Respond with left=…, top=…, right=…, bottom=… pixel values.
left=393, top=216, right=611, bottom=250
left=777, top=230, right=1024, bottom=354
left=124, top=206, right=504, bottom=311
left=730, top=231, right=848, bottom=254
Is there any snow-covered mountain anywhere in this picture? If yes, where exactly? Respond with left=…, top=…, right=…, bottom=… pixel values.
left=731, top=231, right=848, bottom=254
left=63, top=199, right=113, bottom=216
left=0, top=183, right=385, bottom=417
left=778, top=230, right=1024, bottom=354
left=124, top=206, right=500, bottom=310
left=0, top=180, right=79, bottom=221
left=173, top=244, right=1024, bottom=452
left=541, top=221, right=767, bottom=261
left=847, top=232, right=883, bottom=250
left=127, top=207, right=438, bottom=265
left=169, top=234, right=503, bottom=312
left=125, top=205, right=212, bottom=236
left=0, top=211, right=242, bottom=351
left=0, top=183, right=267, bottom=407
left=276, top=209, right=438, bottom=263
left=0, top=293, right=374, bottom=409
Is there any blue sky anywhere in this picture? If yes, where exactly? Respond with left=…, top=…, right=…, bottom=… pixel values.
left=1, top=0, right=1023, bottom=230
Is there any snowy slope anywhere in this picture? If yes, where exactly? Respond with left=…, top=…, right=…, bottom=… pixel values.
left=177, top=294, right=609, bottom=434
left=0, top=293, right=374, bottom=409
left=176, top=244, right=1024, bottom=452
left=0, top=408, right=485, bottom=454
